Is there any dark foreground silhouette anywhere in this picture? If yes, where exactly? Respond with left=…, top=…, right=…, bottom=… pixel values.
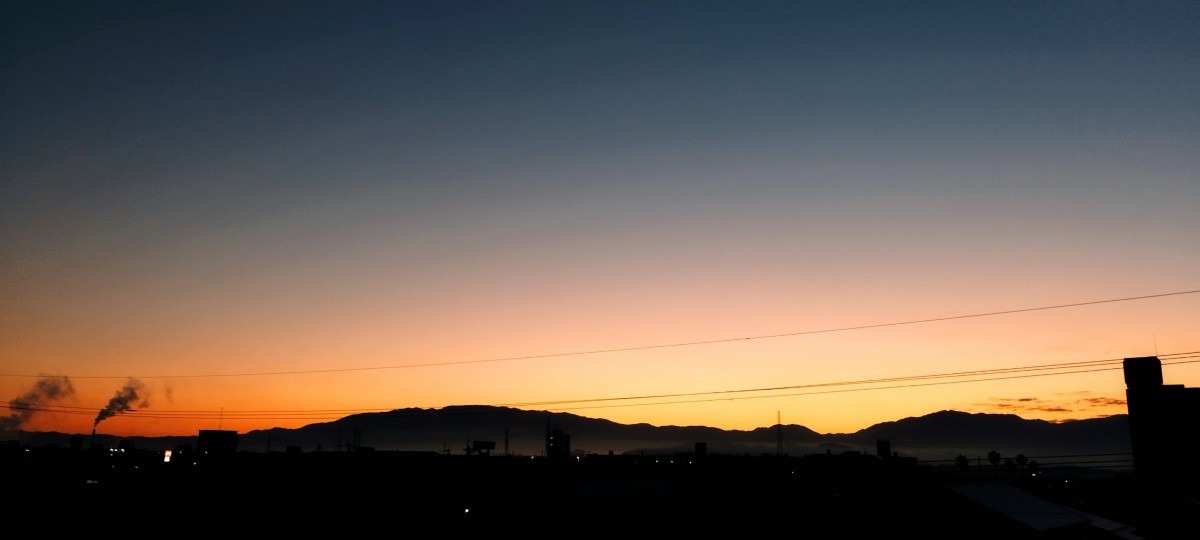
left=4, top=443, right=1168, bottom=538
left=7, top=355, right=1197, bottom=538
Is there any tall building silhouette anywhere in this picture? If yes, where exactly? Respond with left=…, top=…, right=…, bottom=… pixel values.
left=1123, top=355, right=1200, bottom=535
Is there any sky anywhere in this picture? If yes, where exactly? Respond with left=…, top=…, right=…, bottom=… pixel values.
left=2, top=0, right=1199, bottom=439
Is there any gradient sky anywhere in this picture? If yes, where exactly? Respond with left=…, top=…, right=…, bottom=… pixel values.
left=3, top=1, right=1198, bottom=439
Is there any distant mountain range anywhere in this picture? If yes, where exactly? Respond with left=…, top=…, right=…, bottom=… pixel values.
left=9, top=406, right=1132, bottom=463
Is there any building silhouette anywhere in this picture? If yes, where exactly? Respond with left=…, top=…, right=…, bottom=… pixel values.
left=197, top=429, right=238, bottom=455
left=1123, top=355, right=1200, bottom=537
left=546, top=427, right=570, bottom=459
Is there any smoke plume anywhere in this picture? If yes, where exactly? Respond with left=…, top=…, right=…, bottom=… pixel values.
left=94, top=378, right=149, bottom=427
left=1, top=375, right=76, bottom=432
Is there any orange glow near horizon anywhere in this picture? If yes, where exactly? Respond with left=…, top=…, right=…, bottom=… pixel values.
left=4, top=2, right=1199, bottom=444
left=5, top=288, right=1198, bottom=438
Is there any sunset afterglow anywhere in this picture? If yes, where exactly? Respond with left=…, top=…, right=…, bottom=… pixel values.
left=3, top=1, right=1198, bottom=440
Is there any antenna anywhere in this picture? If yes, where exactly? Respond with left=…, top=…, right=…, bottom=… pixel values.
left=776, top=411, right=783, bottom=457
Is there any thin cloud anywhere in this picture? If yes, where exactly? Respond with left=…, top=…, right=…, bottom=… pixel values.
left=1077, top=397, right=1127, bottom=408
left=974, top=391, right=1129, bottom=416
left=1027, top=405, right=1071, bottom=413
left=975, top=397, right=1072, bottom=414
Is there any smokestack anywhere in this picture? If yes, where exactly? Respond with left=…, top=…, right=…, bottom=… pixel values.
left=90, top=427, right=96, bottom=450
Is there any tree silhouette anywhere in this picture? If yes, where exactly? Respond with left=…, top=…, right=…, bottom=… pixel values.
left=988, top=450, right=1001, bottom=479
left=955, top=454, right=970, bottom=476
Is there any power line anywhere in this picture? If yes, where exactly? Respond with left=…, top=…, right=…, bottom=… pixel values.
left=532, top=356, right=1200, bottom=413
left=922, top=452, right=1134, bottom=464
left=7, top=351, right=1195, bottom=422
left=501, top=356, right=1140, bottom=407
left=4, top=288, right=1197, bottom=380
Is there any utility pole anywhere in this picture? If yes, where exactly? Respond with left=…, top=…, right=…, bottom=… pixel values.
left=776, top=411, right=783, bottom=456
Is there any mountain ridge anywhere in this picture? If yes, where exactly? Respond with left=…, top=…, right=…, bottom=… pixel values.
left=7, top=407, right=1131, bottom=463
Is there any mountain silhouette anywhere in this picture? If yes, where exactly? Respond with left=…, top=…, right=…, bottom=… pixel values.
left=847, top=410, right=1132, bottom=461
left=11, top=406, right=1131, bottom=462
